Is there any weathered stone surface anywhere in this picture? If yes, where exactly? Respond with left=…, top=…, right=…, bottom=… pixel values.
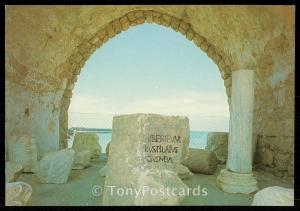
left=133, top=171, right=187, bottom=205
left=288, top=155, right=294, bottom=176
left=7, top=134, right=38, bottom=173
left=170, top=17, right=180, bottom=31
left=161, top=14, right=171, bottom=27
left=106, top=142, right=110, bottom=157
left=119, top=16, right=130, bottom=30
left=5, top=161, right=23, bottom=183
left=227, top=70, right=255, bottom=174
left=206, top=132, right=228, bottom=164
left=72, top=150, right=92, bottom=170
left=106, top=24, right=115, bottom=38
left=176, top=164, right=193, bottom=180
left=216, top=169, right=258, bottom=194
left=217, top=69, right=259, bottom=194
left=144, top=10, right=153, bottom=23
left=103, top=113, right=189, bottom=205
left=274, top=152, right=289, bottom=171
left=99, top=165, right=106, bottom=177
left=261, top=148, right=274, bottom=167
left=72, top=132, right=101, bottom=158
left=178, top=21, right=190, bottom=35
left=37, top=148, right=75, bottom=184
left=269, top=136, right=294, bottom=154
left=5, top=181, right=32, bottom=206
left=182, top=148, right=218, bottom=174
left=252, top=186, right=294, bottom=206
left=186, top=28, right=195, bottom=40
left=112, top=19, right=122, bottom=34
left=255, top=135, right=294, bottom=180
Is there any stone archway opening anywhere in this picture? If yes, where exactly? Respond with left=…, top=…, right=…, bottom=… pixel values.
left=67, top=22, right=230, bottom=155
left=6, top=6, right=294, bottom=205
left=59, top=9, right=234, bottom=149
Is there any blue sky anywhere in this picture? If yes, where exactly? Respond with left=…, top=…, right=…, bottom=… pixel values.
left=68, top=23, right=229, bottom=131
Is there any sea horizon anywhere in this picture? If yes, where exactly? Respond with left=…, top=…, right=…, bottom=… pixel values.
left=67, top=127, right=223, bottom=150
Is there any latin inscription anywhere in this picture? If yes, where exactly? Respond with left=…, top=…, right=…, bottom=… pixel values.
left=143, top=134, right=181, bottom=164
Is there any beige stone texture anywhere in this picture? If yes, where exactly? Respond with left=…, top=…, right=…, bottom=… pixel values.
left=106, top=142, right=110, bottom=157
left=176, top=164, right=193, bottom=180
left=262, top=149, right=274, bottom=167
left=72, top=132, right=101, bottom=158
left=227, top=69, right=255, bottom=174
left=182, top=148, right=218, bottom=175
left=5, top=181, right=32, bottom=206
left=216, top=169, right=258, bottom=194
left=251, top=186, right=294, bottom=206
left=7, top=134, right=38, bottom=173
left=72, top=150, right=93, bottom=170
left=206, top=132, right=228, bottom=164
left=5, top=161, right=23, bottom=183
left=103, top=113, right=189, bottom=205
left=37, top=148, right=75, bottom=184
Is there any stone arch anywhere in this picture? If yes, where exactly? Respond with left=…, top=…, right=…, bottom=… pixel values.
left=59, top=9, right=234, bottom=148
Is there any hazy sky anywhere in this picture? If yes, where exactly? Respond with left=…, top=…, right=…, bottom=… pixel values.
left=68, top=23, right=229, bottom=131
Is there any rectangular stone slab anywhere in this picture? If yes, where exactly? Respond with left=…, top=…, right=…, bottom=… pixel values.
left=102, top=113, right=189, bottom=205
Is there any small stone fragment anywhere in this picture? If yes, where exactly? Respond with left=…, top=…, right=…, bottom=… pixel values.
left=182, top=148, right=218, bottom=174
left=72, top=132, right=101, bottom=158
left=176, top=164, right=193, bottom=180
left=206, top=132, right=228, bottom=164
left=72, top=150, right=93, bottom=170
left=5, top=181, right=32, bottom=206
left=252, top=186, right=294, bottom=206
left=5, top=161, right=23, bottom=183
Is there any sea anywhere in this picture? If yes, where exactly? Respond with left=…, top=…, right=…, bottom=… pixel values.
left=67, top=130, right=208, bottom=150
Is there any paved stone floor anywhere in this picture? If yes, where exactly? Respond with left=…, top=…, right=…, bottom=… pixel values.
left=18, top=153, right=293, bottom=206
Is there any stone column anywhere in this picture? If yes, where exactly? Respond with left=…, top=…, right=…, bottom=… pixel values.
left=216, top=69, right=258, bottom=194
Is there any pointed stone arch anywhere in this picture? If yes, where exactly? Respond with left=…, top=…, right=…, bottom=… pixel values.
left=59, top=9, right=234, bottom=148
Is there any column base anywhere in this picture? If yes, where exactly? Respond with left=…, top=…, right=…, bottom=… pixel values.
left=216, top=169, right=259, bottom=194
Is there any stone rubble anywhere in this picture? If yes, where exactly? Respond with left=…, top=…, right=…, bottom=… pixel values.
left=7, top=134, right=38, bottom=173
left=72, top=132, right=101, bottom=158
left=5, top=181, right=32, bottom=206
left=176, top=164, right=193, bottom=180
left=72, top=150, right=93, bottom=170
left=5, top=161, right=23, bottom=183
left=206, top=132, right=228, bottom=164
left=182, top=148, right=218, bottom=175
left=252, top=186, right=294, bottom=206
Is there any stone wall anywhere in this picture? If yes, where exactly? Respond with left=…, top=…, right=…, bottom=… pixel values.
left=206, top=131, right=294, bottom=183
left=206, top=132, right=228, bottom=164
left=254, top=135, right=294, bottom=183
left=5, top=80, right=66, bottom=159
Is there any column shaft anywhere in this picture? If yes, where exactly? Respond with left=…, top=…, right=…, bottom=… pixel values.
left=226, top=69, right=255, bottom=174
